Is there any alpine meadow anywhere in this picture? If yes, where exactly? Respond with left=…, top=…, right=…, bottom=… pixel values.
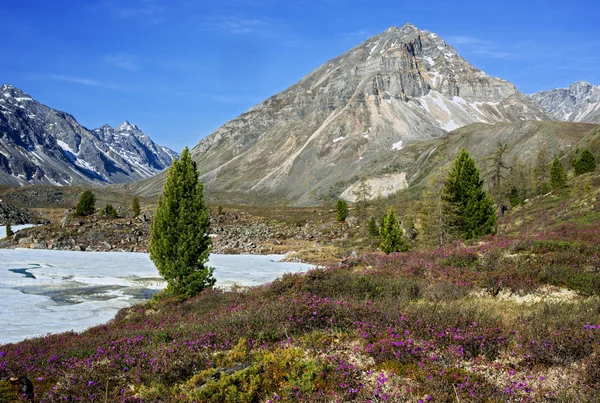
left=1, top=3, right=600, bottom=402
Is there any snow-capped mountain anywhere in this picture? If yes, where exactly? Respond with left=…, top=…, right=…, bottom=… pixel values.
left=0, top=84, right=178, bottom=186
left=136, top=23, right=549, bottom=205
left=530, top=81, right=600, bottom=123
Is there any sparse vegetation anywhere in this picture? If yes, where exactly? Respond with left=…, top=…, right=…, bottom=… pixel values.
left=103, top=203, right=118, bottom=218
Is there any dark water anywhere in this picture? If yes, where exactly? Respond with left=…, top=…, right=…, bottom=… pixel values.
left=8, top=268, right=36, bottom=279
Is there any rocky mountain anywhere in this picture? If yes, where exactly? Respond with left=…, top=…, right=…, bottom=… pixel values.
left=0, top=84, right=178, bottom=186
left=135, top=23, right=550, bottom=205
left=531, top=81, right=600, bottom=123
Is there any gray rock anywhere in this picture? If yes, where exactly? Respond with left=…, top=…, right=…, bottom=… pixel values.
left=18, top=237, right=33, bottom=246
left=345, top=216, right=359, bottom=227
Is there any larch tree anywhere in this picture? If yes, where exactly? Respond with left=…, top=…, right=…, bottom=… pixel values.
left=150, top=147, right=215, bottom=298
left=353, top=175, right=372, bottom=221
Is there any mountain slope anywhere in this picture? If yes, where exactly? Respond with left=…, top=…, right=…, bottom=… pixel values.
left=136, top=23, right=550, bottom=205
left=531, top=81, right=600, bottom=123
left=0, top=84, right=177, bottom=186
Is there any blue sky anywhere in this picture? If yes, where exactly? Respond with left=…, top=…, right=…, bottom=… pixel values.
left=3, top=0, right=599, bottom=152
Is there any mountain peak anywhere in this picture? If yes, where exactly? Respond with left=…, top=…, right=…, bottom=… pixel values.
left=117, top=121, right=139, bottom=132
left=384, top=23, right=419, bottom=33
left=1, top=84, right=28, bottom=98
left=570, top=81, right=593, bottom=89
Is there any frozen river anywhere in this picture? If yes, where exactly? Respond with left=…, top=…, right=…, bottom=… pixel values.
left=0, top=248, right=313, bottom=345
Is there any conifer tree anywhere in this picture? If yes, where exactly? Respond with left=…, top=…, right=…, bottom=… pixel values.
left=574, top=149, right=596, bottom=175
left=380, top=207, right=409, bottom=254
left=485, top=142, right=509, bottom=201
left=550, top=157, right=567, bottom=189
left=442, top=148, right=496, bottom=240
left=217, top=205, right=223, bottom=215
left=353, top=175, right=372, bottom=220
left=5, top=223, right=13, bottom=238
left=368, top=216, right=379, bottom=236
left=75, top=191, right=96, bottom=217
left=131, top=197, right=141, bottom=218
left=103, top=204, right=118, bottom=218
left=150, top=147, right=215, bottom=297
left=335, top=199, right=348, bottom=222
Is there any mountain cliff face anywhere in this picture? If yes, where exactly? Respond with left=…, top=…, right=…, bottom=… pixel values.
left=0, top=84, right=177, bottom=186
left=531, top=81, right=600, bottom=123
left=178, top=23, right=549, bottom=205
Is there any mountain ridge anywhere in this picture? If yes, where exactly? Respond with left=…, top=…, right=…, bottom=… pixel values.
left=0, top=84, right=178, bottom=186
left=530, top=81, right=600, bottom=123
left=138, top=23, right=550, bottom=205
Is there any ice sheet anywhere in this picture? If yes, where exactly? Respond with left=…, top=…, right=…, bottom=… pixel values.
left=0, top=249, right=313, bottom=345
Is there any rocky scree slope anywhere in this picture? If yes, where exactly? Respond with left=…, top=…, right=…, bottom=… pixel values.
left=136, top=23, right=549, bottom=205
left=0, top=84, right=177, bottom=186
left=531, top=81, right=600, bottom=123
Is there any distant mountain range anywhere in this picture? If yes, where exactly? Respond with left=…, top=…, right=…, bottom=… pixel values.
left=0, top=84, right=177, bottom=186
left=530, top=81, right=600, bottom=123
left=3, top=23, right=600, bottom=204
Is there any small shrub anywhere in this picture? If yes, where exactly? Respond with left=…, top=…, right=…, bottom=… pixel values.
left=103, top=203, right=118, bottom=218
left=217, top=204, right=223, bottom=215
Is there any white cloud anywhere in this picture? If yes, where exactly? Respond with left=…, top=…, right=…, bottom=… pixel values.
left=104, top=53, right=141, bottom=71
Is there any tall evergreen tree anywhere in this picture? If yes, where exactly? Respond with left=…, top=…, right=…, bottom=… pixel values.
left=150, top=147, right=215, bottom=298
left=335, top=199, right=348, bottom=222
left=485, top=142, right=509, bottom=201
left=75, top=191, right=96, bottom=217
left=380, top=207, right=408, bottom=254
left=442, top=148, right=496, bottom=240
left=131, top=197, right=141, bottom=218
left=550, top=157, right=567, bottom=189
left=574, top=149, right=596, bottom=175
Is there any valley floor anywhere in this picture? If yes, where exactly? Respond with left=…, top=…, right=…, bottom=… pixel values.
left=1, top=217, right=600, bottom=402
